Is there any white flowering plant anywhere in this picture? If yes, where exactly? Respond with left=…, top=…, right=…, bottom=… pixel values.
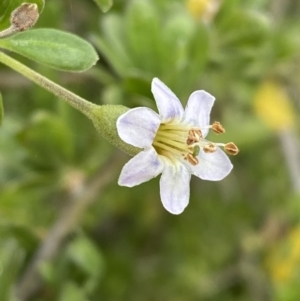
left=0, top=1, right=238, bottom=216
left=1, top=0, right=300, bottom=301
left=117, top=78, right=238, bottom=214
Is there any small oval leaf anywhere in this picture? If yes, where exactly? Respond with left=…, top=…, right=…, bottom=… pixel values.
left=0, top=28, right=99, bottom=71
left=92, top=0, right=113, bottom=13
left=0, top=0, right=44, bottom=31
left=0, top=92, right=3, bottom=126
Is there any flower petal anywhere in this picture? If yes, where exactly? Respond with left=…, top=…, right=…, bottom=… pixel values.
left=184, top=90, right=215, bottom=137
left=151, top=78, right=184, bottom=122
left=118, top=147, right=164, bottom=187
left=117, top=107, right=160, bottom=148
left=159, top=160, right=191, bottom=214
left=191, top=148, right=233, bottom=181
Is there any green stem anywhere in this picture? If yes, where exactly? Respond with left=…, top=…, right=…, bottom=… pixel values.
left=0, top=51, right=96, bottom=118
left=0, top=50, right=140, bottom=156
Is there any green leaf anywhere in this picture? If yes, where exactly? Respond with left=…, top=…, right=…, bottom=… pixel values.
left=0, top=29, right=99, bottom=71
left=92, top=34, right=127, bottom=77
left=0, top=222, right=39, bottom=251
left=125, top=0, right=161, bottom=73
left=18, top=111, right=74, bottom=167
left=68, top=236, right=104, bottom=276
left=92, top=0, right=113, bottom=13
left=218, top=10, right=271, bottom=47
left=91, top=13, right=131, bottom=77
left=0, top=240, right=25, bottom=301
left=0, top=0, right=45, bottom=31
left=0, top=92, right=3, bottom=126
left=59, top=282, right=89, bottom=301
left=67, top=236, right=104, bottom=292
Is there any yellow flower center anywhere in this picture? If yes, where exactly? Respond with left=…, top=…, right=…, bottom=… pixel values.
left=152, top=121, right=239, bottom=165
left=152, top=123, right=202, bottom=165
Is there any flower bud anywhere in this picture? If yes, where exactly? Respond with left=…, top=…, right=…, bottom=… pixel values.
left=10, top=3, right=39, bottom=32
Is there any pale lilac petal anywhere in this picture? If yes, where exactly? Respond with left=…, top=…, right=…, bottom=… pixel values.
left=118, top=147, right=164, bottom=187
left=184, top=90, right=215, bottom=137
left=117, top=107, right=160, bottom=148
left=159, top=160, right=191, bottom=214
left=190, top=148, right=233, bottom=181
left=151, top=78, right=184, bottom=122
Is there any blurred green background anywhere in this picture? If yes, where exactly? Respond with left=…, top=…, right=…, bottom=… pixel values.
left=1, top=0, right=300, bottom=300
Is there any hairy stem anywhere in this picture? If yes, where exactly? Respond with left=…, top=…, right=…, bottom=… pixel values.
left=0, top=27, right=17, bottom=38
left=0, top=51, right=96, bottom=118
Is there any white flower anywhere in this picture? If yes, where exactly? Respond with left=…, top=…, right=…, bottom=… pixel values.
left=117, top=78, right=238, bottom=214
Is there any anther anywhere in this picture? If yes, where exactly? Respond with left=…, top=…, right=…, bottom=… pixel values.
left=211, top=121, right=225, bottom=134
left=187, top=129, right=202, bottom=145
left=185, top=153, right=199, bottom=166
left=224, top=142, right=239, bottom=155
left=10, top=3, right=39, bottom=32
left=203, top=143, right=217, bottom=153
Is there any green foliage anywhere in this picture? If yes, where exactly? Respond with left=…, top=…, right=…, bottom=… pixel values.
left=0, top=240, right=25, bottom=301
left=92, top=0, right=209, bottom=98
left=67, top=235, right=104, bottom=293
left=92, top=0, right=114, bottom=13
left=0, top=0, right=45, bottom=31
left=0, top=91, right=3, bottom=126
left=0, top=29, right=99, bottom=71
left=18, top=110, right=75, bottom=166
left=58, top=282, right=89, bottom=301
left=0, top=0, right=300, bottom=301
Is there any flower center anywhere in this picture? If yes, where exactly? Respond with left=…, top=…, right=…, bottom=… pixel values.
left=152, top=121, right=239, bottom=166
left=152, top=123, right=203, bottom=165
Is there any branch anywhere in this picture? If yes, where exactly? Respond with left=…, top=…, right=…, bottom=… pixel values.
left=278, top=129, right=300, bottom=193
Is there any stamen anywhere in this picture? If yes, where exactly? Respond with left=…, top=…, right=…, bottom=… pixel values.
left=153, top=141, right=184, bottom=156
left=224, top=142, right=239, bottom=155
left=159, top=123, right=191, bottom=131
left=155, top=131, right=187, bottom=143
left=203, top=143, right=217, bottom=153
left=187, top=129, right=202, bottom=145
left=211, top=121, right=225, bottom=134
left=154, top=136, right=189, bottom=152
left=184, top=153, right=199, bottom=166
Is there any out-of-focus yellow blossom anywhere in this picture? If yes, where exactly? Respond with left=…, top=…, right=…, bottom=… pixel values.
left=288, top=227, right=300, bottom=262
left=266, top=226, right=300, bottom=284
left=186, top=0, right=221, bottom=22
left=254, top=81, right=296, bottom=131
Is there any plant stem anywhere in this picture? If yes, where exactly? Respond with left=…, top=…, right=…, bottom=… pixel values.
left=0, top=27, right=17, bottom=38
left=0, top=51, right=96, bottom=118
